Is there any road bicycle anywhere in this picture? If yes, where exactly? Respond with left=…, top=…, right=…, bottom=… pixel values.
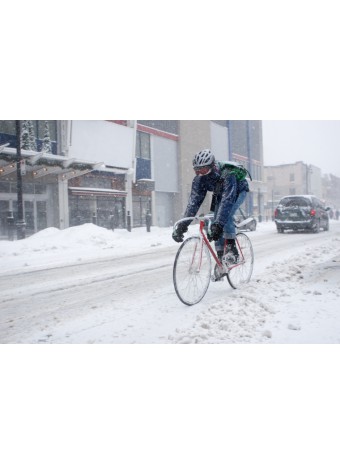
left=173, top=215, right=254, bottom=306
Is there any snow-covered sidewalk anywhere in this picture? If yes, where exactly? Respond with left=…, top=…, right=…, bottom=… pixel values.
left=0, top=223, right=179, bottom=275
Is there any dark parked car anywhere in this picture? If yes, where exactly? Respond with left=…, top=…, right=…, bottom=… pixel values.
left=274, top=195, right=329, bottom=233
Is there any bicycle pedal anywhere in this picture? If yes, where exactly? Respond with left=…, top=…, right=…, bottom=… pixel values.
left=212, top=267, right=225, bottom=282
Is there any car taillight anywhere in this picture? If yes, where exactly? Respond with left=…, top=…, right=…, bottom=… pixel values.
left=274, top=208, right=278, bottom=217
left=310, top=209, right=316, bottom=216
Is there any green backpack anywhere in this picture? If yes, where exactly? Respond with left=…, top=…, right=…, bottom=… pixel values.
left=210, top=161, right=252, bottom=211
left=219, top=161, right=252, bottom=181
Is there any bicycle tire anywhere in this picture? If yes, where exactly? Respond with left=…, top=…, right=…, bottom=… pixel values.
left=173, top=236, right=212, bottom=306
left=227, top=233, right=254, bottom=289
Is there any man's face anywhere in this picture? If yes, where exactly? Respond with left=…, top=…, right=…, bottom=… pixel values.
left=194, top=165, right=212, bottom=176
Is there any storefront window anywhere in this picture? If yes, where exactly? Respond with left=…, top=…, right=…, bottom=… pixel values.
left=0, top=181, right=10, bottom=193
left=37, top=201, right=47, bottom=230
left=0, top=200, right=10, bottom=236
left=0, top=120, right=16, bottom=135
left=135, top=131, right=151, bottom=159
left=133, top=195, right=151, bottom=227
left=24, top=201, right=34, bottom=232
left=69, top=196, right=126, bottom=229
left=97, top=198, right=125, bottom=229
left=0, top=120, right=57, bottom=140
left=35, top=184, right=46, bottom=194
left=36, top=121, right=57, bottom=141
left=69, top=197, right=93, bottom=226
left=23, top=183, right=34, bottom=194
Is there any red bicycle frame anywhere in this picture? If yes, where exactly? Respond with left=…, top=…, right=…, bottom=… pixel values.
left=198, top=219, right=244, bottom=271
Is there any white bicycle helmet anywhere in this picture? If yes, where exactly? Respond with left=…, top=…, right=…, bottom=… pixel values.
left=192, top=149, right=215, bottom=168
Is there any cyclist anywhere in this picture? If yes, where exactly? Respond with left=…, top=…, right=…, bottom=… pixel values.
left=172, top=149, right=251, bottom=262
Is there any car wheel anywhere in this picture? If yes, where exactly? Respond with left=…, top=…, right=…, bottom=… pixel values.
left=277, top=227, right=284, bottom=233
left=313, top=220, right=320, bottom=233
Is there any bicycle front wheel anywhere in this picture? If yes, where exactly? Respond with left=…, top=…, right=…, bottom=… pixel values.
left=227, top=233, right=254, bottom=289
left=173, top=236, right=212, bottom=306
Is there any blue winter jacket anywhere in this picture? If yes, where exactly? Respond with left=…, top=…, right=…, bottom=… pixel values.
left=183, top=161, right=249, bottom=226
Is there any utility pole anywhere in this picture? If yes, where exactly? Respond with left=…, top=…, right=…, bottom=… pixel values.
left=15, top=120, right=26, bottom=239
left=246, top=120, right=254, bottom=216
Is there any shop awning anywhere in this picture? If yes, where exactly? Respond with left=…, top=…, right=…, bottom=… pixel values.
left=0, top=147, right=129, bottom=181
left=69, top=187, right=127, bottom=197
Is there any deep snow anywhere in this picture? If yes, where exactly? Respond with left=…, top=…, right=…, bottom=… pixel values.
left=1, top=220, right=340, bottom=344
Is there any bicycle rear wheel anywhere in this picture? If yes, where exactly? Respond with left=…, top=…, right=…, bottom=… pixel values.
left=173, top=236, right=211, bottom=305
left=227, top=233, right=254, bottom=289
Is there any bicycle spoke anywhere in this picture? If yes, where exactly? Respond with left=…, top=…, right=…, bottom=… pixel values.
left=227, top=233, right=254, bottom=289
left=173, top=236, right=211, bottom=305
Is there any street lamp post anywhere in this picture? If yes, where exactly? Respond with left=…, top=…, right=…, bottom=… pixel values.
left=15, top=120, right=26, bottom=240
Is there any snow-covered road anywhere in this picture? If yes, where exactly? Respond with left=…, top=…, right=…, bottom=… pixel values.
left=0, top=249, right=180, bottom=343
left=1, top=221, right=340, bottom=343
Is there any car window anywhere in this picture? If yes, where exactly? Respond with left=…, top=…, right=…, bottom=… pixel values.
left=314, top=198, right=324, bottom=209
left=280, top=197, right=311, bottom=207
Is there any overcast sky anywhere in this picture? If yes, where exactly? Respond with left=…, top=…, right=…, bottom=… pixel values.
left=262, top=121, right=340, bottom=178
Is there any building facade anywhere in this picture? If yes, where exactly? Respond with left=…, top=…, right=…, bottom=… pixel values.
left=1, top=120, right=264, bottom=239
left=134, top=121, right=179, bottom=227
left=226, top=120, right=264, bottom=219
left=66, top=120, right=134, bottom=229
left=263, top=162, right=323, bottom=220
left=1, top=120, right=62, bottom=237
left=0, top=120, right=134, bottom=237
left=173, top=120, right=264, bottom=221
left=322, top=173, right=340, bottom=210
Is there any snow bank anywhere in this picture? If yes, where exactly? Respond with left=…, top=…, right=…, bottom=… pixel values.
left=170, top=234, right=340, bottom=344
left=0, top=223, right=177, bottom=274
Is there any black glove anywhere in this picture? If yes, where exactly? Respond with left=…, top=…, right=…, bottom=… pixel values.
left=172, top=223, right=188, bottom=243
left=208, top=223, right=223, bottom=242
